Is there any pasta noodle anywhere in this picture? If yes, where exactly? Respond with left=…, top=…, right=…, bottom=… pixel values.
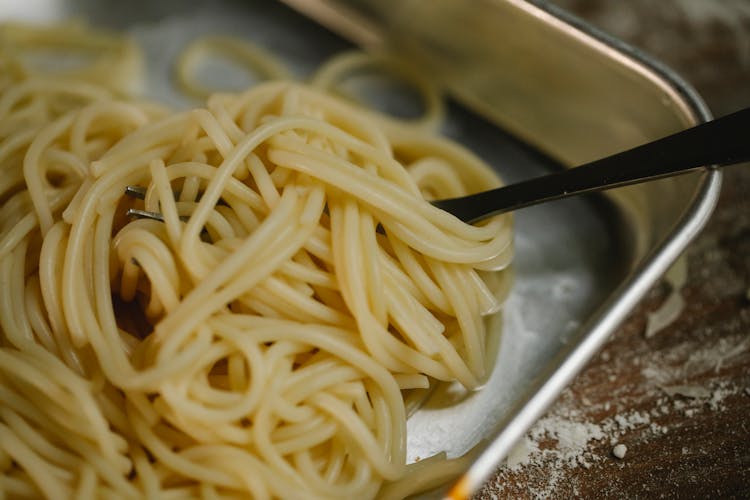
left=0, top=21, right=512, bottom=499
left=309, top=50, right=445, bottom=132
left=176, top=36, right=291, bottom=100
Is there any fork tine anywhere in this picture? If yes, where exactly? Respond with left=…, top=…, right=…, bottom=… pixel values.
left=126, top=208, right=165, bottom=222
left=125, top=185, right=147, bottom=199
left=125, top=196, right=213, bottom=241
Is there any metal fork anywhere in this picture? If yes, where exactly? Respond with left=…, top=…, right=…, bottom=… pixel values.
left=125, top=107, right=750, bottom=224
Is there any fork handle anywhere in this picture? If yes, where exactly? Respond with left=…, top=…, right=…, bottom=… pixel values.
left=433, top=107, right=750, bottom=223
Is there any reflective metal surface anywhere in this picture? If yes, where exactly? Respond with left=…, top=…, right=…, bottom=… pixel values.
left=1, top=0, right=721, bottom=497
left=276, top=1, right=721, bottom=496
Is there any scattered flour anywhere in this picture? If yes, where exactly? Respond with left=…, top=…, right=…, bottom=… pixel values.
left=528, top=416, right=605, bottom=469
left=498, top=408, right=660, bottom=473
left=481, top=330, right=748, bottom=499
left=505, top=438, right=538, bottom=469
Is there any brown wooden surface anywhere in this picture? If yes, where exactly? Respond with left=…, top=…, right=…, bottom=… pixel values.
left=476, top=1, right=750, bottom=498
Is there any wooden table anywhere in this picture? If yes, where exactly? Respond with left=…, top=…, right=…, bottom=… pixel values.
left=476, top=1, right=750, bottom=497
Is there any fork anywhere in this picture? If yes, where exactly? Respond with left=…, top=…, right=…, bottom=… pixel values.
left=432, top=106, right=749, bottom=223
left=125, top=107, right=749, bottom=224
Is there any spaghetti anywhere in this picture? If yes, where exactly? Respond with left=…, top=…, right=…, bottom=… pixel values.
left=0, top=22, right=512, bottom=499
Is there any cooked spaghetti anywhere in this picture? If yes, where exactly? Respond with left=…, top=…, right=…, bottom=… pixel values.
left=0, top=22, right=512, bottom=499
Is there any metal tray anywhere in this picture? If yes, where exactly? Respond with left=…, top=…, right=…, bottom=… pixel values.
left=2, top=0, right=722, bottom=497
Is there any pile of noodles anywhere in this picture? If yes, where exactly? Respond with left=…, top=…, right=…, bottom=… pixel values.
left=0, top=22, right=512, bottom=499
